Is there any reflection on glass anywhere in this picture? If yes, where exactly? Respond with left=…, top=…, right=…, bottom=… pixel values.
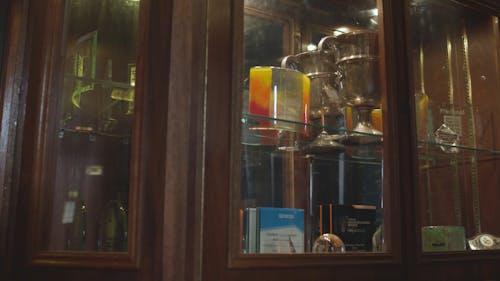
left=239, top=0, right=386, bottom=255
left=48, top=0, right=139, bottom=252
left=410, top=0, right=500, bottom=252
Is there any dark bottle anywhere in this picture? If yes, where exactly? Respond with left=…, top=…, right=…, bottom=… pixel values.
left=97, top=199, right=128, bottom=252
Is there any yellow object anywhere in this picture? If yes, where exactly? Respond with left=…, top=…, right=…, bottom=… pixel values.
left=372, top=108, right=383, bottom=133
left=248, top=67, right=310, bottom=131
left=345, top=106, right=353, bottom=130
left=415, top=92, right=429, bottom=140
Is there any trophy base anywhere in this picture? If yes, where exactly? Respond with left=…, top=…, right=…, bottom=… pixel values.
left=304, top=131, right=345, bottom=154
left=346, top=122, right=382, bottom=144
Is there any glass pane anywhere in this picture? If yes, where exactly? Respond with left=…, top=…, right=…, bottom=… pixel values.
left=47, top=0, right=140, bottom=252
left=410, top=0, right=500, bottom=252
left=238, top=0, right=388, bottom=255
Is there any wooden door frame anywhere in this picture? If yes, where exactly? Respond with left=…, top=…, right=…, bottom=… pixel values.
left=0, top=0, right=207, bottom=280
left=202, top=0, right=409, bottom=279
left=0, top=0, right=30, bottom=277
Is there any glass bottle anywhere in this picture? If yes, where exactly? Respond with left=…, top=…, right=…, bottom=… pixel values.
left=64, top=191, right=87, bottom=251
left=97, top=197, right=128, bottom=252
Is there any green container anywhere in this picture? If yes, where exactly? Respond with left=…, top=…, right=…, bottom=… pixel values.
left=422, top=226, right=466, bottom=252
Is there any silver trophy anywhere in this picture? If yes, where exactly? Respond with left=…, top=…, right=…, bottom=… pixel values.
left=321, top=30, right=382, bottom=144
left=281, top=44, right=344, bottom=152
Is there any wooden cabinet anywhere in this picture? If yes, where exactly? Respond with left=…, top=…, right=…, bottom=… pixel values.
left=0, top=0, right=203, bottom=280
left=0, top=0, right=499, bottom=281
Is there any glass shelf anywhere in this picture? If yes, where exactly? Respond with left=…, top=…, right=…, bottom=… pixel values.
left=417, top=141, right=500, bottom=169
left=57, top=126, right=131, bottom=141
left=242, top=113, right=383, bottom=151
left=64, top=74, right=134, bottom=90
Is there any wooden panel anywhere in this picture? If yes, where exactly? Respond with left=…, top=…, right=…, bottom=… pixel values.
left=0, top=0, right=30, bottom=278
left=16, top=267, right=139, bottom=281
left=413, top=263, right=479, bottom=281
left=0, top=1, right=7, bottom=70
left=0, top=0, right=12, bottom=256
left=479, top=261, right=500, bottom=280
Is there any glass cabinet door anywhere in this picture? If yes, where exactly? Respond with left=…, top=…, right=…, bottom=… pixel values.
left=231, top=0, right=394, bottom=259
left=409, top=0, right=500, bottom=252
left=36, top=0, right=140, bottom=254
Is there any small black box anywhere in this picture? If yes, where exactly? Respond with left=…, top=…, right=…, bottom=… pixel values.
left=320, top=204, right=377, bottom=252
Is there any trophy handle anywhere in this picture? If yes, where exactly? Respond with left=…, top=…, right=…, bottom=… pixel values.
left=318, top=35, right=337, bottom=53
left=281, top=55, right=300, bottom=70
